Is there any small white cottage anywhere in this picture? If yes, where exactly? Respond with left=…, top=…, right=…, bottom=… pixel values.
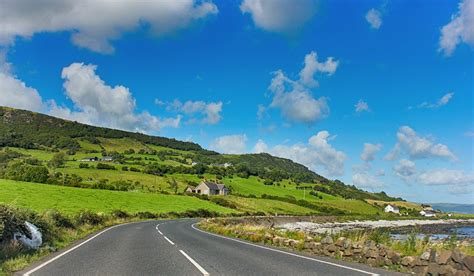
left=384, top=204, right=400, bottom=214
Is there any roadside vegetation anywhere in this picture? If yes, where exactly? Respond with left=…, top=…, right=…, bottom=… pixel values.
left=199, top=218, right=474, bottom=274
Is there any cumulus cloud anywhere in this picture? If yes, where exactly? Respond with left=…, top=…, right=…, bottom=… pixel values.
left=210, top=134, right=247, bottom=154
left=355, top=100, right=370, bottom=113
left=257, top=131, right=346, bottom=176
left=417, top=169, right=474, bottom=186
left=415, top=92, right=454, bottom=109
left=360, top=143, right=382, bottom=162
left=365, top=8, right=383, bottom=29
left=253, top=139, right=269, bottom=153
left=439, top=0, right=474, bottom=56
left=385, top=126, right=457, bottom=161
left=268, top=51, right=338, bottom=124
left=0, top=69, right=44, bottom=112
left=393, top=159, right=417, bottom=182
left=240, top=0, right=317, bottom=34
left=299, top=51, right=339, bottom=88
left=352, top=172, right=384, bottom=189
left=170, top=100, right=223, bottom=124
left=49, top=62, right=180, bottom=132
left=0, top=0, right=218, bottom=53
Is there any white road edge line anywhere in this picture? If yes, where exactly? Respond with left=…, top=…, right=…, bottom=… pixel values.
left=158, top=230, right=163, bottom=235
left=191, top=223, right=379, bottom=276
left=23, top=221, right=140, bottom=276
left=163, top=236, right=175, bottom=245
left=179, top=250, right=210, bottom=276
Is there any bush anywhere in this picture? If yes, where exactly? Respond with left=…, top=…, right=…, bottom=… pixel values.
left=96, top=163, right=116, bottom=170
left=45, top=210, right=75, bottom=229
left=75, top=210, right=104, bottom=226
left=136, top=211, right=158, bottom=219
left=129, top=167, right=140, bottom=172
left=79, top=163, right=89, bottom=169
left=121, top=166, right=129, bottom=171
left=111, top=210, right=130, bottom=219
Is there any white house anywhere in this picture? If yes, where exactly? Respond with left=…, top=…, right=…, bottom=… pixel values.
left=420, top=210, right=436, bottom=217
left=384, top=204, right=400, bottom=214
left=191, top=181, right=229, bottom=195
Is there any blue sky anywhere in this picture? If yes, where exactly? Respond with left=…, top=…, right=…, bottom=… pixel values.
left=0, top=0, right=472, bottom=204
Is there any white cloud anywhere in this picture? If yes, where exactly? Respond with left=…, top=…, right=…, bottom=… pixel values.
left=352, top=172, right=384, bottom=189
left=268, top=51, right=338, bottom=124
left=0, top=70, right=44, bottom=112
left=0, top=0, right=218, bottom=53
left=50, top=62, right=180, bottom=132
left=439, top=0, right=474, bottom=56
left=240, top=0, right=317, bottom=34
left=375, top=169, right=386, bottom=177
left=416, top=92, right=454, bottom=109
left=393, top=159, right=417, bottom=182
left=260, top=131, right=346, bottom=176
left=299, top=51, right=339, bottom=88
left=210, top=134, right=247, bottom=154
left=171, top=100, right=223, bottom=124
left=257, top=104, right=266, bottom=120
left=360, top=143, right=382, bottom=162
left=365, top=8, right=382, bottom=29
left=385, top=126, right=457, bottom=161
left=417, top=169, right=474, bottom=186
left=355, top=99, right=370, bottom=113
left=253, top=139, right=268, bottom=153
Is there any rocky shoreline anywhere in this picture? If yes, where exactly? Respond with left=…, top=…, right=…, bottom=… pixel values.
left=278, top=219, right=474, bottom=235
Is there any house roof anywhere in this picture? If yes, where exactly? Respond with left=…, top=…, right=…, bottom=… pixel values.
left=201, top=181, right=227, bottom=190
left=386, top=204, right=399, bottom=210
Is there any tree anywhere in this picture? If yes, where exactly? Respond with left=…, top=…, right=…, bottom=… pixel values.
left=48, top=152, right=66, bottom=168
left=168, top=178, right=178, bottom=194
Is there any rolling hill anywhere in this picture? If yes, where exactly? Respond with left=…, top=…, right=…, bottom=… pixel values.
left=0, top=106, right=404, bottom=216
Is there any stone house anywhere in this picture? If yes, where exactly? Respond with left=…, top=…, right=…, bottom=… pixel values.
left=191, top=181, right=229, bottom=195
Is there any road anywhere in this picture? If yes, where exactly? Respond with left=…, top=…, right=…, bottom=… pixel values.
left=21, top=219, right=404, bottom=276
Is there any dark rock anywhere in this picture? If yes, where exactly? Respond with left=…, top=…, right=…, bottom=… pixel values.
left=326, top=244, right=337, bottom=253
left=430, top=249, right=438, bottom=263
left=436, top=250, right=453, bottom=265
left=463, top=255, right=474, bottom=272
left=413, top=265, right=428, bottom=275
left=343, top=249, right=353, bottom=257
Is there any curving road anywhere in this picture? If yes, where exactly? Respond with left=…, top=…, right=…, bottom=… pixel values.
left=20, top=219, right=404, bottom=276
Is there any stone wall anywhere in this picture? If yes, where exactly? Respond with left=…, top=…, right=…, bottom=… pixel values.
left=263, top=233, right=473, bottom=275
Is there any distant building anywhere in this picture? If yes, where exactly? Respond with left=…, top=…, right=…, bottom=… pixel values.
left=384, top=204, right=400, bottom=214
left=420, top=210, right=436, bottom=217
left=192, top=181, right=229, bottom=195
left=101, top=156, right=114, bottom=162
left=421, top=204, right=433, bottom=211
left=185, top=185, right=196, bottom=193
left=191, top=162, right=198, bottom=166
left=79, top=157, right=99, bottom=162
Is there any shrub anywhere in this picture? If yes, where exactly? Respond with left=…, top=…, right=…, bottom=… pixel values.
left=111, top=210, right=130, bottom=219
left=79, top=163, right=89, bottom=169
left=129, top=167, right=140, bottom=172
left=75, top=210, right=104, bottom=226
left=96, top=163, right=116, bottom=170
left=121, top=166, right=129, bottom=171
left=136, top=212, right=158, bottom=219
left=45, top=210, right=75, bottom=229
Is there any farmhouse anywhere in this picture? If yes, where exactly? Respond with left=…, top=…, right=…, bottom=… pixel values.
left=384, top=204, right=400, bottom=214
left=101, top=156, right=114, bottom=162
left=185, top=185, right=196, bottom=193
left=191, top=181, right=229, bottom=195
left=420, top=210, right=436, bottom=217
left=79, top=157, right=99, bottom=162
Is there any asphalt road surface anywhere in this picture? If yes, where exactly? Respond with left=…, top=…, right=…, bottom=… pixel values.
left=21, top=219, right=404, bottom=276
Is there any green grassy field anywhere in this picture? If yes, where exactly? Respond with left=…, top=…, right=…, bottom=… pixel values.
left=225, top=196, right=316, bottom=215
left=0, top=179, right=235, bottom=215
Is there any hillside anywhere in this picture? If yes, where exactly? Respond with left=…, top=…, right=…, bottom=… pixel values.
left=0, top=106, right=403, bottom=216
